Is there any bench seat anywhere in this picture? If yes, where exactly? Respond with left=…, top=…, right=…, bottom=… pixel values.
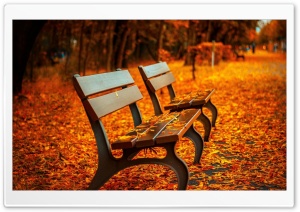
left=112, top=109, right=200, bottom=149
left=164, top=89, right=215, bottom=111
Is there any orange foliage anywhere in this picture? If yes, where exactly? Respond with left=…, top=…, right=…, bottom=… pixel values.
left=189, top=42, right=234, bottom=66
left=13, top=51, right=286, bottom=190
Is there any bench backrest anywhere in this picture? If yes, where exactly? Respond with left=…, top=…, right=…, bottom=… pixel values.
left=73, top=70, right=143, bottom=122
left=138, top=61, right=176, bottom=93
left=138, top=62, right=177, bottom=115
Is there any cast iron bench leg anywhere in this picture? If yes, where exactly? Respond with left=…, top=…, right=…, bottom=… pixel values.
left=87, top=160, right=118, bottom=190
left=86, top=150, right=145, bottom=190
left=87, top=144, right=189, bottom=190
left=127, top=144, right=189, bottom=190
left=197, top=111, right=211, bottom=142
left=183, top=125, right=204, bottom=164
left=204, top=99, right=218, bottom=127
left=162, top=143, right=189, bottom=190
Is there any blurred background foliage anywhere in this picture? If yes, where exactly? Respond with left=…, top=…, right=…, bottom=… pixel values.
left=14, top=20, right=286, bottom=94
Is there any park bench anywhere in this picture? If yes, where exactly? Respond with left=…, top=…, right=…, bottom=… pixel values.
left=138, top=61, right=218, bottom=142
left=73, top=69, right=204, bottom=190
left=233, top=50, right=245, bottom=60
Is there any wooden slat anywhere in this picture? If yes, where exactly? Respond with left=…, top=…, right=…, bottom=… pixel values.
left=140, top=62, right=170, bottom=79
left=164, top=92, right=194, bottom=110
left=146, top=72, right=175, bottom=92
left=177, top=92, right=199, bottom=109
left=156, top=109, right=201, bottom=144
left=111, top=112, right=180, bottom=149
left=73, top=70, right=134, bottom=99
left=111, top=114, right=165, bottom=149
left=176, top=99, right=194, bottom=109
left=85, top=85, right=143, bottom=121
left=191, top=89, right=215, bottom=106
left=164, top=89, right=215, bottom=110
left=164, top=99, right=185, bottom=110
left=135, top=112, right=180, bottom=148
left=111, top=131, right=138, bottom=150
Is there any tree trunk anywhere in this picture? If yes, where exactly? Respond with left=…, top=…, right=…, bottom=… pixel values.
left=64, top=22, right=72, bottom=78
left=13, top=20, right=46, bottom=96
left=95, top=21, right=108, bottom=72
left=78, top=21, right=85, bottom=75
left=206, top=21, right=212, bottom=42
left=113, top=20, right=130, bottom=70
left=106, top=21, right=116, bottom=71
left=184, top=20, right=197, bottom=66
left=116, top=26, right=130, bottom=69
left=156, top=21, right=165, bottom=62
left=122, top=21, right=137, bottom=68
left=83, top=21, right=95, bottom=76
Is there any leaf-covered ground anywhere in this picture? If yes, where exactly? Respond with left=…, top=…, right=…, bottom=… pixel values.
left=12, top=50, right=287, bottom=190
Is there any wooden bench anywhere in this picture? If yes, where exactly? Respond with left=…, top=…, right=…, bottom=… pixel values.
left=138, top=62, right=218, bottom=142
left=233, top=50, right=245, bottom=60
left=73, top=69, right=204, bottom=190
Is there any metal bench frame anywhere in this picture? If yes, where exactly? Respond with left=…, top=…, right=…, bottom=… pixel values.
left=138, top=61, right=218, bottom=141
left=73, top=70, right=204, bottom=190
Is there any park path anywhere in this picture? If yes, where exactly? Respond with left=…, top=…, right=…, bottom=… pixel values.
left=12, top=50, right=287, bottom=190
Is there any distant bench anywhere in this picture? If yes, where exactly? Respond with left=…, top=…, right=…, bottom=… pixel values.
left=73, top=69, right=204, bottom=190
left=138, top=61, right=218, bottom=142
